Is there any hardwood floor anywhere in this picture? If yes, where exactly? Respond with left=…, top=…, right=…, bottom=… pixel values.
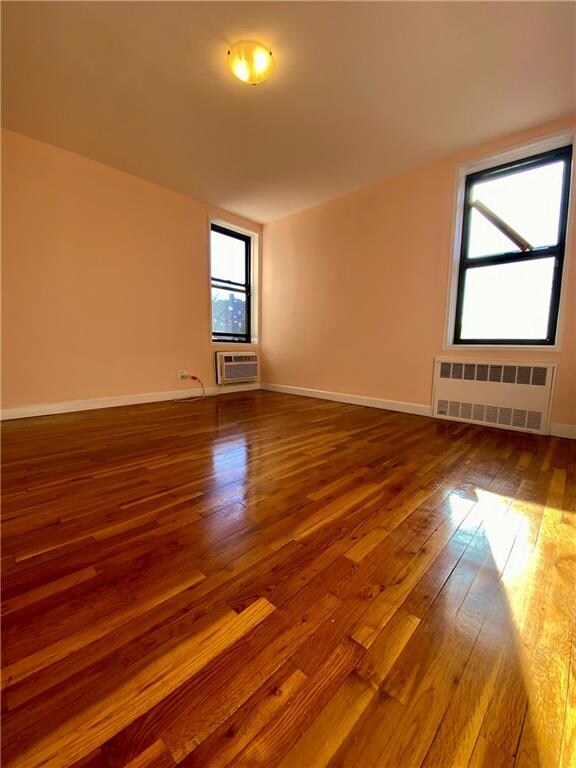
left=1, top=390, right=575, bottom=768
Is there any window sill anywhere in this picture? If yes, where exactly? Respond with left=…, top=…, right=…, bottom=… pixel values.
left=443, top=343, right=560, bottom=352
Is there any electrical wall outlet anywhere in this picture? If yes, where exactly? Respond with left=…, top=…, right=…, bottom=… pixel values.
left=177, top=369, right=190, bottom=380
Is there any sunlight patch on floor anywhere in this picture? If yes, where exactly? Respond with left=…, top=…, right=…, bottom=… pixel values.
left=477, top=474, right=574, bottom=768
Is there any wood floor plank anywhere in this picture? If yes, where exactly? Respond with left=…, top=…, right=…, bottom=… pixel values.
left=121, top=741, right=176, bottom=768
left=2, top=569, right=206, bottom=688
left=327, top=690, right=407, bottom=767
left=230, top=636, right=365, bottom=766
left=1, top=567, right=98, bottom=616
left=1, top=391, right=573, bottom=768
left=276, top=672, right=375, bottom=768
left=6, top=599, right=275, bottom=768
left=420, top=616, right=506, bottom=767
left=179, top=663, right=308, bottom=768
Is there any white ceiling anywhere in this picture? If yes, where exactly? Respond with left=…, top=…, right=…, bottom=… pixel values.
left=2, top=2, right=575, bottom=223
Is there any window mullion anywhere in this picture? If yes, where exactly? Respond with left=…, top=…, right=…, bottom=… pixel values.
left=211, top=279, right=248, bottom=290
left=462, top=247, right=560, bottom=269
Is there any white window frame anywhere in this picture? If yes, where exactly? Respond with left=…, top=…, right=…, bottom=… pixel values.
left=208, top=216, right=260, bottom=347
left=444, top=130, right=575, bottom=351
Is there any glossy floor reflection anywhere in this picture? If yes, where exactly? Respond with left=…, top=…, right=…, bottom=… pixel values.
left=1, top=391, right=574, bottom=767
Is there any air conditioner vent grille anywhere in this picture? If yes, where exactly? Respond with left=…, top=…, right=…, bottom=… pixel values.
left=224, top=363, right=258, bottom=379
left=224, top=354, right=258, bottom=363
left=216, top=352, right=259, bottom=384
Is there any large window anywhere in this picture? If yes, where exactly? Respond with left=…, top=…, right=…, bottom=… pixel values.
left=453, top=144, right=572, bottom=346
left=210, top=223, right=252, bottom=343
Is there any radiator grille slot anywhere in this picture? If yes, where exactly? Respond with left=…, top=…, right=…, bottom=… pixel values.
left=476, top=364, right=488, bottom=381
left=437, top=400, right=544, bottom=433
left=512, top=409, right=527, bottom=428
left=527, top=411, right=542, bottom=430
left=489, top=365, right=502, bottom=383
left=440, top=363, right=451, bottom=379
left=486, top=405, right=498, bottom=423
left=503, top=366, right=516, bottom=384
left=448, top=401, right=460, bottom=418
left=531, top=367, right=547, bottom=386
left=473, top=404, right=485, bottom=421
left=517, top=367, right=531, bottom=385
left=439, top=362, right=548, bottom=387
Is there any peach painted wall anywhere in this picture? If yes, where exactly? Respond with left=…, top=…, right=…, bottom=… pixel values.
left=1, top=130, right=261, bottom=407
left=262, top=115, right=576, bottom=426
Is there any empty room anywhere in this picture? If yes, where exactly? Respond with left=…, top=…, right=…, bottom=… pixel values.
left=1, top=2, right=575, bottom=767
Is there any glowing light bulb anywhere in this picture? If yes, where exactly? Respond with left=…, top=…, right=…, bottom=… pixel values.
left=232, top=59, right=250, bottom=82
left=227, top=41, right=274, bottom=85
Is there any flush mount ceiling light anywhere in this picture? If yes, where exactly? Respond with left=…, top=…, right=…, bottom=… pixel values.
left=227, top=40, right=274, bottom=85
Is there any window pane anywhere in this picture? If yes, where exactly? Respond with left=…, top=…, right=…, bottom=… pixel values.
left=468, top=161, right=565, bottom=258
left=460, top=258, right=555, bottom=340
left=211, top=287, right=247, bottom=336
left=211, top=230, right=246, bottom=284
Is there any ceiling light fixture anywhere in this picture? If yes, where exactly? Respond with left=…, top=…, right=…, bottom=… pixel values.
left=227, top=40, right=274, bottom=85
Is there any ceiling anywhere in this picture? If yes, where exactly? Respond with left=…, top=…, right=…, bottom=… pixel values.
left=2, top=2, right=575, bottom=223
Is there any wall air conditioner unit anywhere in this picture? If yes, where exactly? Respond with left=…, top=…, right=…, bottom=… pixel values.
left=432, top=358, right=556, bottom=435
left=215, top=352, right=259, bottom=384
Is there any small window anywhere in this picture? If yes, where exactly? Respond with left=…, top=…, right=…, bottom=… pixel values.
left=453, top=145, right=572, bottom=345
left=210, top=223, right=252, bottom=343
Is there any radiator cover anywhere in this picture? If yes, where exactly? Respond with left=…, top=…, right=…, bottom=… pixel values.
left=432, top=358, right=556, bottom=435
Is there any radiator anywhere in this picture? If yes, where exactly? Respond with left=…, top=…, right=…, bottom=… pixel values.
left=215, top=352, right=259, bottom=384
left=432, top=358, right=556, bottom=435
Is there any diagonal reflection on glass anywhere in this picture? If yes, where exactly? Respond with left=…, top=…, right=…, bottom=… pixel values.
left=468, top=160, right=565, bottom=258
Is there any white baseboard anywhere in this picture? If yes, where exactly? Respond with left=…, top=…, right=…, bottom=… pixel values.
left=260, top=383, right=431, bottom=418
left=550, top=423, right=576, bottom=439
left=1, top=383, right=260, bottom=420
left=261, top=383, right=575, bottom=439
left=4, top=382, right=573, bottom=439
